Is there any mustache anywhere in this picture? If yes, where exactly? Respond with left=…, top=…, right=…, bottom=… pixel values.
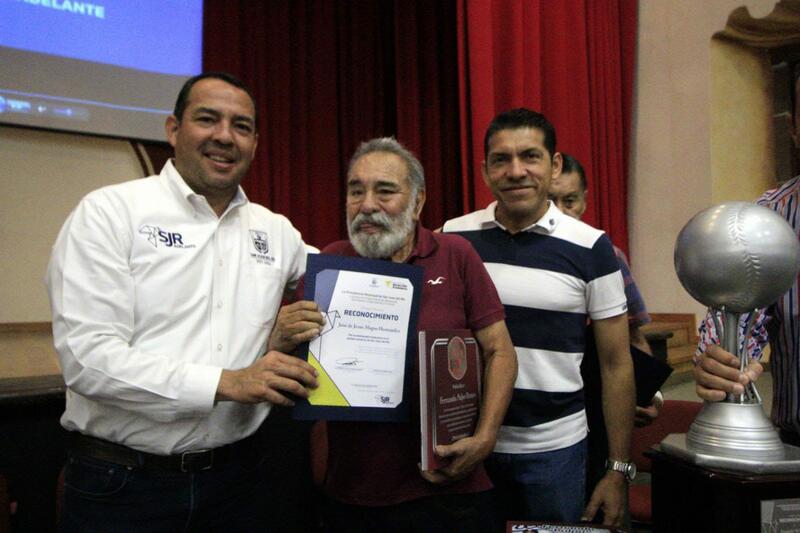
left=202, top=141, right=237, bottom=158
left=349, top=211, right=393, bottom=232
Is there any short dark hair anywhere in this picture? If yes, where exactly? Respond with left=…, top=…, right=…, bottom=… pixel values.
left=483, top=108, right=557, bottom=160
left=560, top=153, right=587, bottom=191
left=172, top=72, right=258, bottom=126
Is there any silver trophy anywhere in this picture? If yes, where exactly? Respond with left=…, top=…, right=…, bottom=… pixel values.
left=668, top=201, right=800, bottom=472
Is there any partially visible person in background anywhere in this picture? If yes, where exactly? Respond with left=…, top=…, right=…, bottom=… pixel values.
left=549, top=153, right=661, bottom=515
left=695, top=65, right=800, bottom=447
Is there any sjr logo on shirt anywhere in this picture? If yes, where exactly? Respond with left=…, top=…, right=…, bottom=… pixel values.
left=138, top=225, right=194, bottom=249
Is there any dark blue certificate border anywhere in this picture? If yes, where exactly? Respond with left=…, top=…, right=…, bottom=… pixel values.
left=293, top=253, right=423, bottom=422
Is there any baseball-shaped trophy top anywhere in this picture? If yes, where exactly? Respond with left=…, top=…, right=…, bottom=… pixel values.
left=674, top=201, right=800, bottom=312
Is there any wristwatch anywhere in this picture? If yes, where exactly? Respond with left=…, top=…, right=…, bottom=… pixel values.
left=605, top=459, right=637, bottom=482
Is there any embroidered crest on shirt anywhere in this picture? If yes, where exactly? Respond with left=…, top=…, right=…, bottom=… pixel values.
left=249, top=229, right=276, bottom=265
left=426, top=276, right=446, bottom=285
left=250, top=230, right=269, bottom=254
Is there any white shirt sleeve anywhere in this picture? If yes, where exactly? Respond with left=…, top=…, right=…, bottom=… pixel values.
left=283, top=217, right=311, bottom=293
left=46, top=194, right=220, bottom=422
left=586, top=235, right=628, bottom=321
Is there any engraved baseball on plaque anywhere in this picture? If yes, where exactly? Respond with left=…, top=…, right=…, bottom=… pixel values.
left=447, top=336, right=468, bottom=381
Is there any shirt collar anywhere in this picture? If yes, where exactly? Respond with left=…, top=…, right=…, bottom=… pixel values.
left=485, top=200, right=562, bottom=235
left=406, top=224, right=438, bottom=261
left=162, top=159, right=248, bottom=215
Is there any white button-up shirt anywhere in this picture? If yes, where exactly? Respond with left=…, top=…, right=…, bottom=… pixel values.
left=46, top=160, right=307, bottom=454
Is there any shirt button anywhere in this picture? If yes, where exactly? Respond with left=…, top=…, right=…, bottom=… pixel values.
left=218, top=260, right=224, bottom=267
left=217, top=344, right=223, bottom=351
left=216, top=301, right=223, bottom=308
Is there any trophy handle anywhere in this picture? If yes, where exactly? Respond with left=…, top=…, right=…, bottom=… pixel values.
left=741, top=312, right=762, bottom=404
left=714, top=308, right=760, bottom=404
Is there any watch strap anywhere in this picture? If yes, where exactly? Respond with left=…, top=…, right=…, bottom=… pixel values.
left=605, top=459, right=636, bottom=481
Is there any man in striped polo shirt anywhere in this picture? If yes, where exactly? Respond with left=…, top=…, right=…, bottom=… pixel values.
left=695, top=66, right=800, bottom=447
left=442, top=108, right=635, bottom=528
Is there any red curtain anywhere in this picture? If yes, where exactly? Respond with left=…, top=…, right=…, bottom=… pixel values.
left=204, top=0, right=636, bottom=253
left=204, top=1, right=462, bottom=249
left=205, top=1, right=383, bottom=249
left=394, top=1, right=463, bottom=229
left=457, top=0, right=637, bottom=254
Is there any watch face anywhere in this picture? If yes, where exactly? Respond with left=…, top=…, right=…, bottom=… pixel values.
left=626, top=462, right=637, bottom=480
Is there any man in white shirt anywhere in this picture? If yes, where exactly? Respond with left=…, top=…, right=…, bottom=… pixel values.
left=46, top=72, right=318, bottom=532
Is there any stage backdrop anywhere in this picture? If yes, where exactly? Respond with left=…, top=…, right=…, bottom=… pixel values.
left=204, top=0, right=636, bottom=255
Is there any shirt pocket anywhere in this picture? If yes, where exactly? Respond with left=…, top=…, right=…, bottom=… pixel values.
left=245, top=265, right=285, bottom=328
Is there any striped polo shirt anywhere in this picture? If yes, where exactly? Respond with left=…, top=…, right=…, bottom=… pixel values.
left=443, top=201, right=626, bottom=453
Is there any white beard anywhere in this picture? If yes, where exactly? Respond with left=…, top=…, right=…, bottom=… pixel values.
left=347, top=200, right=416, bottom=259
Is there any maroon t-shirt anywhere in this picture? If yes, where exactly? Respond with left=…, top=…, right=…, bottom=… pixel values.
left=321, top=225, right=506, bottom=506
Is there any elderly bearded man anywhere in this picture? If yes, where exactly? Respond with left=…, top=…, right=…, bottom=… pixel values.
left=270, top=137, right=517, bottom=532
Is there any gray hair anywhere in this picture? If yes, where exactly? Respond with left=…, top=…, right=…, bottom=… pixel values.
left=347, top=137, right=425, bottom=195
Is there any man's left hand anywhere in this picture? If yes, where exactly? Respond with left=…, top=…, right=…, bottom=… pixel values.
left=419, top=435, right=493, bottom=485
left=581, top=471, right=626, bottom=527
left=268, top=300, right=325, bottom=354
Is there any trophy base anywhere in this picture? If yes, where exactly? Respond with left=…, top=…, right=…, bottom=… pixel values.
left=660, top=433, right=800, bottom=474
left=686, top=401, right=785, bottom=460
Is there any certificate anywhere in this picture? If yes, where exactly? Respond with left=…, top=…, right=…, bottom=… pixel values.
left=293, top=253, right=423, bottom=422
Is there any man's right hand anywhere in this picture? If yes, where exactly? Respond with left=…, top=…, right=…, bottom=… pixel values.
left=268, top=300, right=325, bottom=353
left=216, top=351, right=319, bottom=405
left=694, top=344, right=763, bottom=401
